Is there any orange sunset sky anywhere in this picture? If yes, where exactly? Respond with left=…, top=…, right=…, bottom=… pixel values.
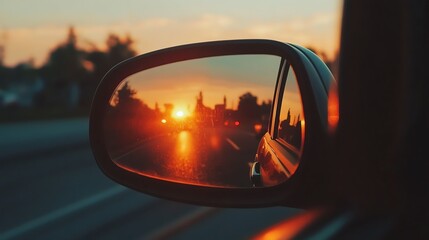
left=123, top=54, right=281, bottom=111
left=0, top=0, right=342, bottom=67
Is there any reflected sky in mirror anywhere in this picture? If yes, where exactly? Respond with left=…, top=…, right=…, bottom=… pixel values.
left=103, top=55, right=281, bottom=187
left=119, top=55, right=280, bottom=112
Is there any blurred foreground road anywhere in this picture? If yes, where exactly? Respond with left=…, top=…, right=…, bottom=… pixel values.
left=0, top=117, right=302, bottom=240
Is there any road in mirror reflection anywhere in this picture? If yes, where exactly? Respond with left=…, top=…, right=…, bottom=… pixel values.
left=103, top=55, right=281, bottom=188
left=112, top=125, right=259, bottom=187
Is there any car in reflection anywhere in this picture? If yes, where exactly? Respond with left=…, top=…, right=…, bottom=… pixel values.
left=223, top=119, right=240, bottom=127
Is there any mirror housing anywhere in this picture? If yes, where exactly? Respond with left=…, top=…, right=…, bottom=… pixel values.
left=90, top=39, right=335, bottom=208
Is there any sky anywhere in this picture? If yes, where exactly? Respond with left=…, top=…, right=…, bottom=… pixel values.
left=0, top=0, right=343, bottom=67
left=123, top=54, right=281, bottom=112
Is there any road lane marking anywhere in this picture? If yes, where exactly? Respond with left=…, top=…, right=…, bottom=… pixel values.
left=142, top=207, right=220, bottom=240
left=0, top=185, right=127, bottom=240
left=226, top=138, right=240, bottom=151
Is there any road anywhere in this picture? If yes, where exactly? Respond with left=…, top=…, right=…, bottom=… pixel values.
left=0, top=117, right=302, bottom=240
left=114, top=126, right=258, bottom=187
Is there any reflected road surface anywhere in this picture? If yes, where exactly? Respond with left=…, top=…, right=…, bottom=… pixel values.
left=114, top=127, right=258, bottom=187
left=0, top=118, right=302, bottom=239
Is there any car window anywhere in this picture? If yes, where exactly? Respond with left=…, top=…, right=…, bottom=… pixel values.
left=276, top=66, right=304, bottom=151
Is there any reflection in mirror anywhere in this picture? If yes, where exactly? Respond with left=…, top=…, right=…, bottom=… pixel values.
left=103, top=55, right=281, bottom=188
left=277, top=66, right=304, bottom=151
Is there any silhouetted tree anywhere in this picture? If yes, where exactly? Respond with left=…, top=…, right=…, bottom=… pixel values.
left=114, top=82, right=140, bottom=107
left=83, top=34, right=137, bottom=107
left=0, top=65, right=11, bottom=89
left=104, top=82, right=162, bottom=153
left=106, top=34, right=136, bottom=68
left=1, top=26, right=140, bottom=119
left=112, top=82, right=157, bottom=123
left=40, top=26, right=89, bottom=108
left=260, top=100, right=272, bottom=117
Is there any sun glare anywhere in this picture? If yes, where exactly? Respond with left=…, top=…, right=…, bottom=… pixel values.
left=173, top=110, right=187, bottom=119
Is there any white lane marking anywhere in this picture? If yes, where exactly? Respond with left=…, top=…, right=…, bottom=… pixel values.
left=226, top=138, right=240, bottom=151
left=0, top=185, right=126, bottom=240
left=142, top=207, right=219, bottom=240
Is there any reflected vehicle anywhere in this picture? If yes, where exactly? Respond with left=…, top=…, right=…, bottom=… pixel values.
left=223, top=119, right=240, bottom=127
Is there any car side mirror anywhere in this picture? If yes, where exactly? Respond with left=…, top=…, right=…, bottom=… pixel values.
left=90, top=40, right=335, bottom=208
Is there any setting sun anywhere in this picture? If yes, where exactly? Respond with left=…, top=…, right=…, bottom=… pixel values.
left=173, top=110, right=186, bottom=119
left=176, top=111, right=184, bottom=117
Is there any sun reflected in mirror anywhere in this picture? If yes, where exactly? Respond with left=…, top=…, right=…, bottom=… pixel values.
left=103, top=54, right=284, bottom=188
left=174, top=110, right=185, bottom=118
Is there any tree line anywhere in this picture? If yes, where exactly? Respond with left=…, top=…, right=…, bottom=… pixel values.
left=0, top=27, right=136, bottom=112
left=0, top=26, right=338, bottom=121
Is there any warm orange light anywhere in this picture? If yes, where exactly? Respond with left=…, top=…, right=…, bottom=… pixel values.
left=252, top=209, right=325, bottom=240
left=176, top=111, right=184, bottom=117
left=172, top=109, right=188, bottom=119
left=254, top=123, right=263, bottom=133
left=300, top=120, right=305, bottom=129
left=161, top=119, right=167, bottom=124
left=178, top=131, right=189, bottom=154
left=328, top=82, right=339, bottom=133
left=210, top=136, right=220, bottom=149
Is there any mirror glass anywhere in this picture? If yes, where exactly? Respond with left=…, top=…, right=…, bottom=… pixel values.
left=277, top=66, right=304, bottom=150
left=103, top=54, right=281, bottom=188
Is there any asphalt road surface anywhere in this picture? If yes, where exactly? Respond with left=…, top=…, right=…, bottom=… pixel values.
left=0, top=117, right=302, bottom=240
left=114, top=126, right=259, bottom=187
